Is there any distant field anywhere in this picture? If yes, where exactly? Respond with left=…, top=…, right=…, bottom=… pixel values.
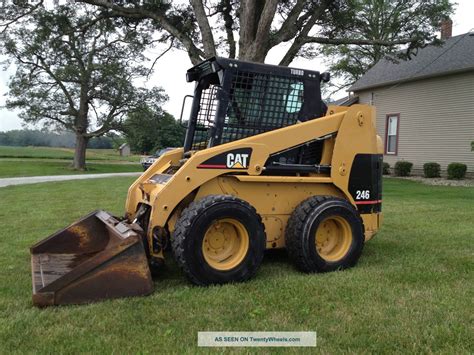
left=0, top=146, right=142, bottom=162
left=0, top=146, right=143, bottom=177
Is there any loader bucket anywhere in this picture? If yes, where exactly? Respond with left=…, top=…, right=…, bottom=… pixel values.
left=30, top=211, right=153, bottom=307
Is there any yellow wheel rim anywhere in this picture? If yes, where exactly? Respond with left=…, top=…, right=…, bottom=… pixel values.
left=315, top=216, right=352, bottom=262
left=202, top=218, right=250, bottom=271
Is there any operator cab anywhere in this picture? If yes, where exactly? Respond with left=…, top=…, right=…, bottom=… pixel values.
left=183, top=57, right=330, bottom=157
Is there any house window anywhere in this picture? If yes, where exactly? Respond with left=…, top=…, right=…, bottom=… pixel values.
left=385, top=114, right=399, bottom=155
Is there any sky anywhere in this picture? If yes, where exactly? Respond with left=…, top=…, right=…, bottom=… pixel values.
left=1, top=0, right=473, bottom=132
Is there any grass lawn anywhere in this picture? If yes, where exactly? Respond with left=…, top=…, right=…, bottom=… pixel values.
left=0, top=178, right=472, bottom=353
left=0, top=145, right=142, bottom=162
left=0, top=160, right=141, bottom=178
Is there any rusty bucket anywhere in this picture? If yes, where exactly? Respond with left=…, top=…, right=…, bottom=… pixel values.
left=30, top=211, right=153, bottom=307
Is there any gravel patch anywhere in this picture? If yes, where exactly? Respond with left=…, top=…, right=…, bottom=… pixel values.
left=385, top=175, right=474, bottom=187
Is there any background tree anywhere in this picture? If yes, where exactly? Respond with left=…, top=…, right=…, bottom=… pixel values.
left=322, top=0, right=453, bottom=94
left=123, top=106, right=185, bottom=154
left=81, top=0, right=452, bottom=67
left=0, top=3, right=162, bottom=169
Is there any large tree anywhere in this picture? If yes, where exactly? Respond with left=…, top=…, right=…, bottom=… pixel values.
left=322, top=0, right=453, bottom=93
left=0, top=2, right=162, bottom=169
left=81, top=0, right=452, bottom=66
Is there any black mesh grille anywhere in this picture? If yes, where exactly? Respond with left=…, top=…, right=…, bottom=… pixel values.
left=191, top=70, right=304, bottom=150
left=191, top=85, right=218, bottom=151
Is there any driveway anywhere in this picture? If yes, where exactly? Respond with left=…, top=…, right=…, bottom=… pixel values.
left=0, top=172, right=142, bottom=188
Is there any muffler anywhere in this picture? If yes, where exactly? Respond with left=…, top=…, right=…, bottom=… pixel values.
left=30, top=211, right=153, bottom=307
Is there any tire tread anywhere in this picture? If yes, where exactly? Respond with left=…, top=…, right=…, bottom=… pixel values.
left=171, top=195, right=265, bottom=285
left=285, top=196, right=364, bottom=272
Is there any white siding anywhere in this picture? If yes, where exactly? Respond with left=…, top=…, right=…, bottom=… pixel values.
left=357, top=72, right=474, bottom=174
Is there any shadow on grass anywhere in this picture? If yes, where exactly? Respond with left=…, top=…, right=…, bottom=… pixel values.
left=151, top=248, right=301, bottom=291
left=151, top=239, right=402, bottom=292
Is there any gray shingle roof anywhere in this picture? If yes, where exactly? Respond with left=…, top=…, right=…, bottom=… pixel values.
left=350, top=32, right=474, bottom=92
left=332, top=95, right=359, bottom=106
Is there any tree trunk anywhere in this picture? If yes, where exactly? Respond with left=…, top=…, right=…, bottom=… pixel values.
left=237, top=0, right=279, bottom=63
left=73, top=134, right=89, bottom=170
left=189, top=0, right=216, bottom=58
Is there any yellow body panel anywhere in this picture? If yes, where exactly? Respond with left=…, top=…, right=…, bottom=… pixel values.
left=125, top=104, right=383, bottom=256
left=195, top=176, right=345, bottom=248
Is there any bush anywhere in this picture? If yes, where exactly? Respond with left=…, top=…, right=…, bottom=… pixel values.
left=447, top=163, right=467, bottom=180
left=423, top=162, right=441, bottom=178
left=382, top=162, right=390, bottom=175
left=394, top=161, right=413, bottom=177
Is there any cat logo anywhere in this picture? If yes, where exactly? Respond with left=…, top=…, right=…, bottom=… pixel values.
left=196, top=148, right=252, bottom=169
left=226, top=153, right=249, bottom=169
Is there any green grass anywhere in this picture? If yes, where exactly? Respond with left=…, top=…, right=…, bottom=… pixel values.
left=0, top=146, right=142, bottom=162
left=0, top=178, right=472, bottom=353
left=0, top=160, right=141, bottom=178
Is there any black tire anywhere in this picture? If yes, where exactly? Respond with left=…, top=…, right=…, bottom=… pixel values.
left=171, top=195, right=266, bottom=285
left=285, top=196, right=364, bottom=273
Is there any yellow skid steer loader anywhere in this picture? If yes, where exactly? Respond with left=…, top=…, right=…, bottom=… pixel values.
left=30, top=58, right=383, bottom=306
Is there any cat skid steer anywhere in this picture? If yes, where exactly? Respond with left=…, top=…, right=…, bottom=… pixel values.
left=30, top=57, right=383, bottom=306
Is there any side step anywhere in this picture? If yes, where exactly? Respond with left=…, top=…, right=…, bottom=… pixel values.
left=30, top=211, right=153, bottom=307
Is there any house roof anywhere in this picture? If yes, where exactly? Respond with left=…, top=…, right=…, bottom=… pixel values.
left=119, top=143, right=129, bottom=149
left=350, top=32, right=474, bottom=92
left=332, top=95, right=359, bottom=106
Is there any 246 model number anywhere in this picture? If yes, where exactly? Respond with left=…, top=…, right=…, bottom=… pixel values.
left=356, top=190, right=370, bottom=200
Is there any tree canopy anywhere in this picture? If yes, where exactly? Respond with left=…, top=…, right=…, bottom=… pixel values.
left=0, top=2, right=164, bottom=169
left=80, top=0, right=452, bottom=67
left=322, top=0, right=453, bottom=93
